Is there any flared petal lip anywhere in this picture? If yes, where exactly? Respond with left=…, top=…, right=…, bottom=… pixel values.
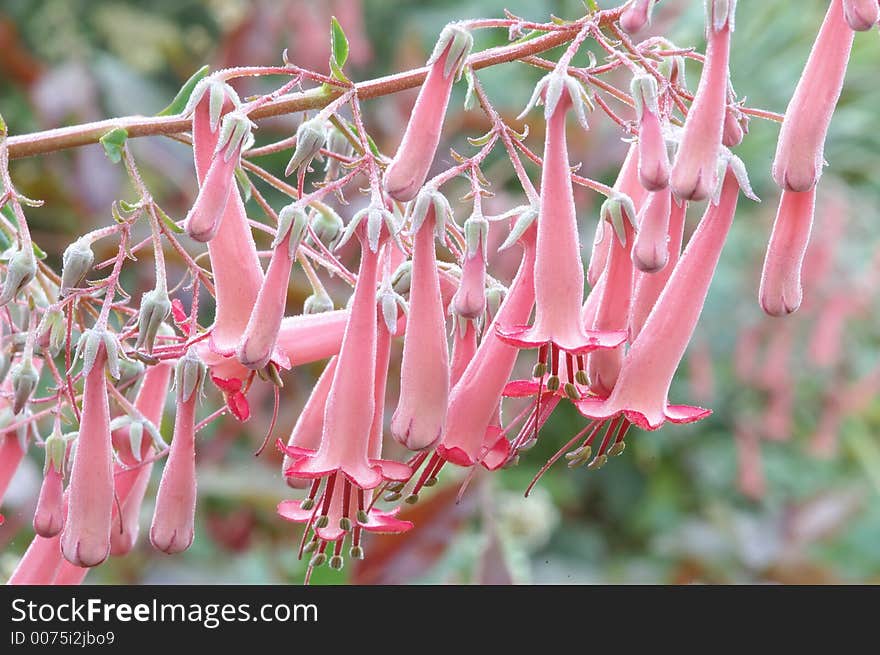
left=278, top=442, right=410, bottom=488
left=276, top=500, right=413, bottom=537
left=575, top=396, right=712, bottom=431
left=436, top=427, right=511, bottom=472
left=496, top=323, right=628, bottom=354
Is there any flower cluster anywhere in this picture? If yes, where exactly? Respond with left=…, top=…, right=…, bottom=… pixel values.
left=1, top=0, right=875, bottom=584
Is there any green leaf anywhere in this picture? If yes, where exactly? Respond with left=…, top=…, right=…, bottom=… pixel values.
left=366, top=134, right=380, bottom=157
left=99, top=128, right=128, bottom=164
left=157, top=65, right=211, bottom=116
left=330, top=17, right=349, bottom=70
left=234, top=166, right=252, bottom=203
left=155, top=205, right=184, bottom=234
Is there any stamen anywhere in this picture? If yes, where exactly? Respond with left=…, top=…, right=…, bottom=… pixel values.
left=526, top=420, right=598, bottom=496
left=339, top=479, right=352, bottom=530
left=316, top=472, right=337, bottom=528
left=329, top=540, right=344, bottom=570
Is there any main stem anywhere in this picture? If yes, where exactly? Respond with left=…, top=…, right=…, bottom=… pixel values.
left=6, top=8, right=627, bottom=160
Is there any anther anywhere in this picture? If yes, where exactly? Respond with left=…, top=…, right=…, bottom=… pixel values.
left=564, top=382, right=581, bottom=400
left=608, top=442, right=627, bottom=457
left=315, top=515, right=329, bottom=529
left=546, top=375, right=560, bottom=391
left=587, top=454, right=608, bottom=470
left=329, top=555, right=344, bottom=570
left=300, top=498, right=315, bottom=511
left=349, top=546, right=364, bottom=560
left=309, top=553, right=327, bottom=567
left=339, top=517, right=352, bottom=531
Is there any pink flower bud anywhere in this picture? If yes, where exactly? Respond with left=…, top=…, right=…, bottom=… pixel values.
left=632, top=187, right=672, bottom=273
left=620, top=0, right=656, bottom=35
left=632, top=75, right=670, bottom=192
left=722, top=103, right=747, bottom=147
left=60, top=346, right=113, bottom=568
left=33, top=431, right=67, bottom=537
left=843, top=0, right=879, bottom=31
left=384, top=24, right=472, bottom=201
left=451, top=213, right=488, bottom=319
left=391, top=205, right=450, bottom=450
left=236, top=204, right=308, bottom=369
left=772, top=0, right=853, bottom=191
left=110, top=362, right=172, bottom=555
left=33, top=465, right=64, bottom=538
left=629, top=198, right=687, bottom=340
left=758, top=187, right=816, bottom=316
left=185, top=111, right=253, bottom=242
left=150, top=352, right=205, bottom=554
left=670, top=0, right=735, bottom=201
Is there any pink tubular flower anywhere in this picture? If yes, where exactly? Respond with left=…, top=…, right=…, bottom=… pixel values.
left=843, top=0, right=880, bottom=30
left=498, top=76, right=626, bottom=379
left=620, top=0, right=656, bottom=35
left=587, top=196, right=638, bottom=397
left=110, top=362, right=172, bottom=555
left=150, top=351, right=205, bottom=554
left=278, top=244, right=412, bottom=569
left=281, top=357, right=338, bottom=489
left=772, top=0, right=853, bottom=192
left=578, top=165, right=745, bottom=431
left=236, top=204, right=308, bottom=370
left=391, top=200, right=450, bottom=451
left=383, top=24, right=473, bottom=202
left=630, top=196, right=686, bottom=339
left=61, top=340, right=114, bottom=567
left=284, top=224, right=409, bottom=491
left=189, top=83, right=265, bottom=357
left=430, top=223, right=536, bottom=473
left=670, top=0, right=735, bottom=201
left=632, top=75, right=670, bottom=192
left=759, top=187, right=816, bottom=316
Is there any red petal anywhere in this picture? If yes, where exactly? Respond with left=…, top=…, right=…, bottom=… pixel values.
left=211, top=375, right=242, bottom=393
left=503, top=379, right=541, bottom=397
left=229, top=391, right=250, bottom=422
left=480, top=429, right=511, bottom=471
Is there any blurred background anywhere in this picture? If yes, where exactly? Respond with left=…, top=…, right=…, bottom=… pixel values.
left=1, top=0, right=880, bottom=584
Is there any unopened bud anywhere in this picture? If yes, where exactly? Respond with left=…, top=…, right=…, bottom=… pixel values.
left=0, top=247, right=37, bottom=307
left=60, top=238, right=94, bottom=296
left=10, top=357, right=39, bottom=414
left=174, top=349, right=206, bottom=403
left=38, top=308, right=66, bottom=358
left=427, top=23, right=474, bottom=81
left=391, top=261, right=413, bottom=296
left=135, top=288, right=172, bottom=353
left=273, top=204, right=310, bottom=258
left=311, top=206, right=344, bottom=246
left=285, top=118, right=326, bottom=177
left=600, top=192, right=638, bottom=246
